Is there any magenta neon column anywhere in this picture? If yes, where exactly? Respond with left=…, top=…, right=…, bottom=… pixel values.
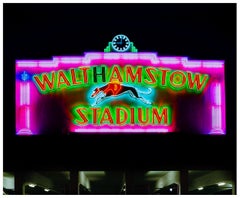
left=209, top=82, right=224, bottom=134
left=17, top=82, right=32, bottom=135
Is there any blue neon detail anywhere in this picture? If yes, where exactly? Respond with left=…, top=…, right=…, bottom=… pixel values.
left=21, top=71, right=29, bottom=81
left=16, top=71, right=32, bottom=82
left=111, top=34, right=131, bottom=52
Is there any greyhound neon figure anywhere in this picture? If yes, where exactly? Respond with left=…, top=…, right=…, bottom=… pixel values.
left=90, top=79, right=152, bottom=106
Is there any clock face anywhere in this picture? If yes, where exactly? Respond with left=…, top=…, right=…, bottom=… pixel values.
left=111, top=34, right=130, bottom=52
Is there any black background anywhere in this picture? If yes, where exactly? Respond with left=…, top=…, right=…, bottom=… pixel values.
left=3, top=3, right=236, bottom=174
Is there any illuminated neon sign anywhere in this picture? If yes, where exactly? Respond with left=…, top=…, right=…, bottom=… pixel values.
left=16, top=37, right=225, bottom=135
left=32, top=66, right=209, bottom=94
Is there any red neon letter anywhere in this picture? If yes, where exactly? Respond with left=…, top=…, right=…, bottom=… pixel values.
left=126, top=66, right=142, bottom=83
left=91, top=108, right=100, bottom=124
left=57, top=71, right=71, bottom=88
left=33, top=72, right=55, bottom=92
left=152, top=107, right=168, bottom=124
left=187, top=72, right=209, bottom=91
left=116, top=107, right=128, bottom=125
left=144, top=67, right=157, bottom=84
left=70, top=69, right=81, bottom=85
left=80, top=67, right=89, bottom=83
left=160, top=69, right=170, bottom=86
left=130, top=108, right=135, bottom=124
left=75, top=108, right=88, bottom=125
left=109, top=66, right=123, bottom=82
left=138, top=108, right=149, bottom=125
left=100, top=108, right=114, bottom=124
left=169, top=71, right=186, bottom=88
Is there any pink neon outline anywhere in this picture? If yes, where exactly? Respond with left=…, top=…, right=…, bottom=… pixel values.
left=160, top=57, right=181, bottom=64
left=16, top=52, right=225, bottom=135
left=70, top=125, right=172, bottom=133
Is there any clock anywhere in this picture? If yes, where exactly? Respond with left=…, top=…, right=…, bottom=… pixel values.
left=111, top=34, right=130, bottom=52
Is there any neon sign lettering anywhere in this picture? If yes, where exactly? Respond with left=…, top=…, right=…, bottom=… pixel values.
left=32, top=66, right=209, bottom=94
left=16, top=52, right=225, bottom=135
left=72, top=105, right=171, bottom=126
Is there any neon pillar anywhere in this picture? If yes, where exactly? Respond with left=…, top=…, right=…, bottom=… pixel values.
left=16, top=70, right=33, bottom=135
left=20, top=83, right=30, bottom=105
left=209, top=82, right=225, bottom=134
left=17, top=82, right=32, bottom=135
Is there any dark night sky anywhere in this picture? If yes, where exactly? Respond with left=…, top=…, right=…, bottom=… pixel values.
left=3, top=3, right=236, bottom=171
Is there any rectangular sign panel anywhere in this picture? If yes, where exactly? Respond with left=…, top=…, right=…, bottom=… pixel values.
left=16, top=52, right=225, bottom=135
